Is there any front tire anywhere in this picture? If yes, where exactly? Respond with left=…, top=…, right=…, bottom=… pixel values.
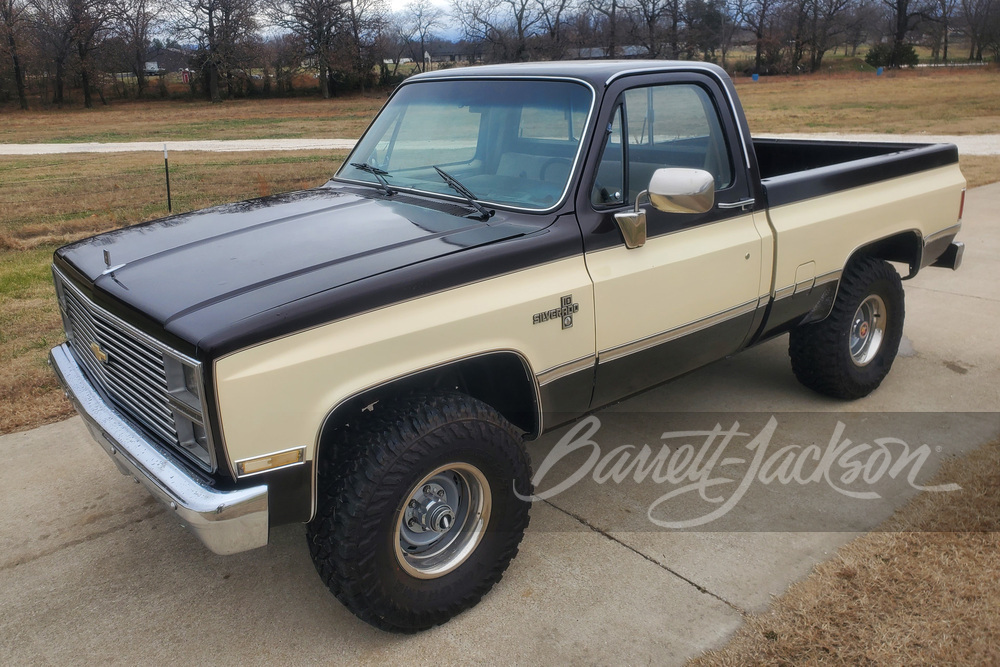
left=789, top=256, right=905, bottom=399
left=307, top=392, right=532, bottom=632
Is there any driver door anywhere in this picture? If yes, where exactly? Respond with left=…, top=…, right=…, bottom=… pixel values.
left=579, top=75, right=771, bottom=407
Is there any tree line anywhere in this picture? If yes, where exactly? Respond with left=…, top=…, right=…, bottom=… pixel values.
left=1, top=0, right=998, bottom=109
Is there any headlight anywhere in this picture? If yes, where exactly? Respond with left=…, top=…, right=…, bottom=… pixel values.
left=164, top=355, right=213, bottom=468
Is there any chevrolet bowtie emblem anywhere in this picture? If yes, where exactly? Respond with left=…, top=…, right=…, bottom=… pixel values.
left=90, top=341, right=109, bottom=365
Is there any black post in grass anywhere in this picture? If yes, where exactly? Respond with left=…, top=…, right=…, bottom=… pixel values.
left=164, top=144, right=172, bottom=213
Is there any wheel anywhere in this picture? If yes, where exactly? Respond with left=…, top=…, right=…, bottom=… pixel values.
left=307, top=392, right=532, bottom=632
left=788, top=255, right=905, bottom=399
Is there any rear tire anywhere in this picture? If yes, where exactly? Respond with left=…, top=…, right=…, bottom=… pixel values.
left=307, top=392, right=532, bottom=632
left=789, top=256, right=905, bottom=399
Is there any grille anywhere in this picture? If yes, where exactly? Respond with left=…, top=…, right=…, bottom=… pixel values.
left=54, top=271, right=212, bottom=469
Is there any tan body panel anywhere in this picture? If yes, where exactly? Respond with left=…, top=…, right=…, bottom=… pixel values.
left=585, top=212, right=765, bottom=358
left=766, top=164, right=965, bottom=293
left=214, top=257, right=596, bottom=465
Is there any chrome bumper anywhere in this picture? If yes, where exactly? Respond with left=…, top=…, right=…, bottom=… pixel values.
left=931, top=241, right=965, bottom=271
left=50, top=343, right=268, bottom=555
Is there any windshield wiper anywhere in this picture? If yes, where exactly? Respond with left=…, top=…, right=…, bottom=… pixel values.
left=433, top=166, right=492, bottom=221
left=350, top=162, right=395, bottom=196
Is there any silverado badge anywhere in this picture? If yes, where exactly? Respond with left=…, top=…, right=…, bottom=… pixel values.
left=90, top=341, right=109, bottom=365
left=533, top=295, right=579, bottom=330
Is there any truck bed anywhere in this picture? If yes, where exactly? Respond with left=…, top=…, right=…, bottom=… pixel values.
left=754, top=138, right=959, bottom=207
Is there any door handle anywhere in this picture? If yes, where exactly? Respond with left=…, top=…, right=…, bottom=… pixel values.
left=718, top=198, right=755, bottom=210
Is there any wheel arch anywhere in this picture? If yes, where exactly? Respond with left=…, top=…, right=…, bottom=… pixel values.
left=309, top=350, right=541, bottom=521
left=851, top=229, right=923, bottom=279
left=804, top=230, right=921, bottom=326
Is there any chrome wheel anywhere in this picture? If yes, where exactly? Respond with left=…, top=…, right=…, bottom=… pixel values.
left=395, top=462, right=492, bottom=579
left=849, top=294, right=887, bottom=366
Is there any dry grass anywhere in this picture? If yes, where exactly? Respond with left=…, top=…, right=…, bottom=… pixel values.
left=735, top=67, right=1000, bottom=135
left=691, top=439, right=1000, bottom=666
left=0, top=251, right=75, bottom=434
left=0, top=150, right=347, bottom=435
left=2, top=68, right=997, bottom=144
left=1, top=95, right=387, bottom=144
left=957, top=155, right=1000, bottom=188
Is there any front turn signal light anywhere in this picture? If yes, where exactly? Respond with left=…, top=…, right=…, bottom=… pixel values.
left=237, top=448, right=305, bottom=476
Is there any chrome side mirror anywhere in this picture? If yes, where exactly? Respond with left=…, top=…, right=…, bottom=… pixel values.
left=614, top=168, right=715, bottom=250
left=648, top=168, right=715, bottom=214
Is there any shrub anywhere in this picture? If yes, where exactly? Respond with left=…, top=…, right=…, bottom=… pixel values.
left=865, top=43, right=919, bottom=68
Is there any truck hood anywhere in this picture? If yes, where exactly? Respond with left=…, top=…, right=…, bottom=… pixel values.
left=56, top=185, right=537, bottom=349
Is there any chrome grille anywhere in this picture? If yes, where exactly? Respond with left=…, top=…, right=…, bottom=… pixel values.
left=54, top=269, right=214, bottom=471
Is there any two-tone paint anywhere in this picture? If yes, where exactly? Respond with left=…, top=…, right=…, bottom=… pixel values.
left=52, top=60, right=966, bottom=536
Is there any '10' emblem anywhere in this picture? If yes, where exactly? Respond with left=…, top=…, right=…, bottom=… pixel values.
left=532, top=295, right=579, bottom=330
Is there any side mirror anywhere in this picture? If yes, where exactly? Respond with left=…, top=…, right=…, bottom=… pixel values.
left=648, top=168, right=715, bottom=214
left=614, top=168, right=715, bottom=249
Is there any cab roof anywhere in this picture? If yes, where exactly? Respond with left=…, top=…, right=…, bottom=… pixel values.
left=409, top=60, right=731, bottom=92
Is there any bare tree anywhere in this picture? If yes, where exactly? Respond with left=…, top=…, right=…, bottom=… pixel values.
left=842, top=0, right=878, bottom=55
left=265, top=0, right=338, bottom=97
left=881, top=0, right=935, bottom=65
left=31, top=0, right=74, bottom=105
left=960, top=0, right=995, bottom=60
left=400, top=0, right=441, bottom=71
left=216, top=0, right=258, bottom=95
left=336, top=0, right=387, bottom=89
left=925, top=0, right=957, bottom=60
left=68, top=0, right=114, bottom=107
left=780, top=0, right=852, bottom=72
left=111, top=0, right=159, bottom=95
left=372, top=13, right=406, bottom=79
left=175, top=0, right=258, bottom=102
left=985, top=0, right=1000, bottom=59
left=587, top=0, right=621, bottom=56
left=685, top=0, right=726, bottom=60
left=264, top=31, right=303, bottom=93
left=626, top=0, right=667, bottom=57
left=737, top=0, right=779, bottom=72
left=453, top=0, right=540, bottom=61
left=1, top=0, right=30, bottom=108
left=535, top=0, right=575, bottom=58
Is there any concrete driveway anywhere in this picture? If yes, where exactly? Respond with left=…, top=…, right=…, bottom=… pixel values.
left=2, top=184, right=998, bottom=665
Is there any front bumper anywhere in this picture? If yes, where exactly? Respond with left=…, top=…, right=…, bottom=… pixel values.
left=50, top=343, right=268, bottom=555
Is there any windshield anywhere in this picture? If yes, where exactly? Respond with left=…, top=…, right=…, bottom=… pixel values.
left=337, top=79, right=594, bottom=211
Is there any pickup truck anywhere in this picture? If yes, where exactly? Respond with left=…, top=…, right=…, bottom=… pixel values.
left=49, top=60, right=965, bottom=632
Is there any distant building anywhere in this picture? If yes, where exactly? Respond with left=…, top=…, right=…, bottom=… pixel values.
left=425, top=42, right=484, bottom=65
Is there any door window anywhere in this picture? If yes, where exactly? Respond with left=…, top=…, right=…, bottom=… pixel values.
left=590, top=105, right=625, bottom=206
left=592, top=83, right=733, bottom=207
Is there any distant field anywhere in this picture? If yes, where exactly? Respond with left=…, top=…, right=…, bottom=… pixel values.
left=2, top=67, right=997, bottom=144
left=1, top=95, right=387, bottom=144
left=735, top=67, right=1000, bottom=135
